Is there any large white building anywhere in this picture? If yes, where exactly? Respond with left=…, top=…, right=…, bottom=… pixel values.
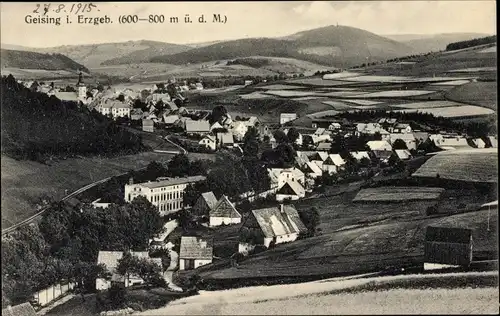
left=124, top=176, right=206, bottom=216
left=96, top=99, right=131, bottom=119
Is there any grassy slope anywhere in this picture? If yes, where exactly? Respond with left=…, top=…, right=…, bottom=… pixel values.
left=0, top=49, right=89, bottom=73
left=445, top=82, right=497, bottom=111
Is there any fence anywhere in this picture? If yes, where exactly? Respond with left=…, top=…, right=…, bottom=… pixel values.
left=32, top=282, right=76, bottom=307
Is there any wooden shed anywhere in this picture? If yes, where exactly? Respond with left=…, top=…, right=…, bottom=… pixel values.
left=424, top=226, right=473, bottom=270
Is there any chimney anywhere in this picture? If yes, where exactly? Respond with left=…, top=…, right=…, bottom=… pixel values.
left=129, top=177, right=134, bottom=185
left=280, top=204, right=284, bottom=213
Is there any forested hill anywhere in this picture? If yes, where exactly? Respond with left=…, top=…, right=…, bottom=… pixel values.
left=1, top=49, right=90, bottom=73
left=1, top=74, right=145, bottom=162
left=446, top=35, right=496, bottom=51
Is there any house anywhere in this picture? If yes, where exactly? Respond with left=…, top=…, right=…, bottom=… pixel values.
left=350, top=151, right=371, bottom=162
left=239, top=204, right=307, bottom=252
left=433, top=136, right=471, bottom=150
left=2, top=303, right=37, bottom=316
left=258, top=123, right=271, bottom=141
left=185, top=119, right=210, bottom=135
left=192, top=191, right=218, bottom=216
left=390, top=123, right=412, bottom=134
left=390, top=133, right=417, bottom=150
left=217, top=132, right=235, bottom=148
left=424, top=226, right=473, bottom=270
left=316, top=142, right=332, bottom=151
left=124, top=176, right=206, bottom=216
left=96, top=100, right=131, bottom=118
left=356, top=123, right=390, bottom=139
left=244, top=80, right=254, bottom=86
left=178, top=236, right=213, bottom=270
left=280, top=113, right=298, bottom=125
left=95, top=251, right=162, bottom=290
left=303, top=161, right=323, bottom=178
left=413, top=131, right=430, bottom=144
left=378, top=118, right=397, bottom=125
left=367, top=140, right=393, bottom=152
left=231, top=121, right=249, bottom=141
left=142, top=119, right=154, bottom=133
left=209, top=195, right=242, bottom=226
left=276, top=180, right=306, bottom=201
left=268, top=168, right=306, bottom=188
left=394, top=149, right=412, bottom=160
left=210, top=122, right=224, bottom=132
left=130, top=109, right=144, bottom=121
left=488, top=136, right=497, bottom=148
left=328, top=122, right=342, bottom=130
left=295, top=152, right=311, bottom=168
left=151, top=93, right=171, bottom=103
left=473, top=138, right=486, bottom=149
left=322, top=154, right=346, bottom=174
left=199, top=134, right=217, bottom=151
left=163, top=114, right=179, bottom=126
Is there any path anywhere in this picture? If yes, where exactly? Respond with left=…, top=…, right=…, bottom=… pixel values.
left=163, top=250, right=182, bottom=292
left=164, top=135, right=188, bottom=155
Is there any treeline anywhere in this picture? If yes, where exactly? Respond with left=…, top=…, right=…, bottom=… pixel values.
left=446, top=35, right=497, bottom=51
left=1, top=75, right=146, bottom=162
left=0, top=49, right=89, bottom=73
left=332, top=110, right=493, bottom=138
left=226, top=58, right=271, bottom=68
left=1, top=197, right=163, bottom=307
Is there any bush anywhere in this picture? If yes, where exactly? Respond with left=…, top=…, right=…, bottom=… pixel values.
left=108, top=283, right=126, bottom=309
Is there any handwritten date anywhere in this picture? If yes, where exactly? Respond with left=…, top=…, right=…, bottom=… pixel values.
left=33, top=3, right=98, bottom=15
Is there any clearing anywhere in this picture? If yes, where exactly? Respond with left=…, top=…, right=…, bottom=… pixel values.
left=393, top=105, right=495, bottom=118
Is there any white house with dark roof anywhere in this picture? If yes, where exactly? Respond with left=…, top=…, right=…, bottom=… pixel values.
left=239, top=204, right=307, bottom=252
left=199, top=134, right=217, bottom=151
left=124, top=176, right=206, bottom=216
left=322, top=154, right=346, bottom=174
left=276, top=180, right=306, bottom=201
left=179, top=236, right=213, bottom=270
left=268, top=167, right=305, bottom=189
left=95, top=251, right=162, bottom=290
left=209, top=195, right=242, bottom=227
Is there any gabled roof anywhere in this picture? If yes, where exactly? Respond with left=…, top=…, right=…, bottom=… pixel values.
left=350, top=151, right=371, bottom=161
left=488, top=136, right=497, bottom=148
left=210, top=122, right=223, bottom=130
left=309, top=151, right=329, bottom=161
left=2, top=303, right=37, bottom=316
left=210, top=195, right=241, bottom=218
left=367, top=140, right=392, bottom=151
left=217, top=132, right=234, bottom=144
left=304, top=161, right=323, bottom=174
left=314, top=128, right=326, bottom=135
left=186, top=120, right=210, bottom=133
left=200, top=192, right=218, bottom=210
left=179, top=236, right=213, bottom=260
left=143, top=119, right=154, bottom=127
left=200, top=134, right=216, bottom=143
left=277, top=180, right=305, bottom=197
left=390, top=133, right=416, bottom=142
left=316, top=142, right=332, bottom=151
left=165, top=101, right=178, bottom=111
left=324, top=154, right=346, bottom=166
left=251, top=205, right=307, bottom=238
left=163, top=115, right=179, bottom=124
left=138, top=175, right=206, bottom=189
left=413, top=132, right=430, bottom=142
left=394, top=149, right=412, bottom=160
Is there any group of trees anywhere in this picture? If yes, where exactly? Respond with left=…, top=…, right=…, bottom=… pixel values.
left=446, top=35, right=496, bottom=51
left=1, top=75, right=146, bottom=162
left=2, top=196, right=163, bottom=307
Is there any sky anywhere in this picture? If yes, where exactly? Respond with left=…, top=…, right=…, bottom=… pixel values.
left=0, top=1, right=496, bottom=48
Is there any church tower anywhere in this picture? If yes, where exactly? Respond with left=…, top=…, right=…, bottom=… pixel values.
left=76, top=71, right=87, bottom=101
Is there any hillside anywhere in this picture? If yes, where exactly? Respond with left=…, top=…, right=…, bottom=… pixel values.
left=384, top=33, right=490, bottom=53
left=36, top=40, right=192, bottom=68
left=0, top=49, right=89, bottom=73
left=151, top=25, right=414, bottom=67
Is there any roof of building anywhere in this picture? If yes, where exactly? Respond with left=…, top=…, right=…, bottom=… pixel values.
left=314, top=128, right=327, bottom=135
left=210, top=195, right=241, bottom=218
left=217, top=132, right=234, bottom=144
left=394, top=123, right=411, bottom=129
left=295, top=154, right=310, bottom=167
left=390, top=133, right=416, bottom=142
left=164, top=115, right=180, bottom=124
left=425, top=226, right=472, bottom=244
left=394, top=149, right=412, bottom=160
left=54, top=91, right=78, bottom=101
left=199, top=192, right=218, bottom=211
left=324, top=154, right=346, bottom=166
left=132, top=175, right=206, bottom=189
left=413, top=132, right=430, bottom=142
left=367, top=140, right=392, bottom=151
left=179, top=236, right=213, bottom=260
left=244, top=116, right=259, bottom=127
left=304, top=161, right=323, bottom=174
left=186, top=119, right=210, bottom=133
left=277, top=180, right=305, bottom=197
left=350, top=151, right=371, bottom=161
left=251, top=205, right=307, bottom=238
left=200, top=134, right=216, bottom=143
left=379, top=118, right=397, bottom=124
left=2, top=303, right=37, bottom=316
left=143, top=119, right=154, bottom=127
left=97, top=251, right=150, bottom=273
left=316, top=142, right=332, bottom=151
left=309, top=151, right=329, bottom=161
left=210, top=122, right=223, bottom=130
left=280, top=113, right=297, bottom=118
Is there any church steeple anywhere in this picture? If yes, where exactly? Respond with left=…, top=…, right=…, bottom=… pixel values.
left=77, top=71, right=84, bottom=86
left=76, top=70, right=87, bottom=101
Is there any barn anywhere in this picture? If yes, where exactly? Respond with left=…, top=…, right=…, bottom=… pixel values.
left=424, top=226, right=473, bottom=270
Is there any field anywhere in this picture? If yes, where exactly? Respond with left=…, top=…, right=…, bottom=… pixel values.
left=393, top=105, right=495, bottom=118
left=412, top=148, right=498, bottom=183
left=342, top=99, right=383, bottom=105
left=479, top=46, right=497, bottom=54
left=348, top=90, right=436, bottom=98
left=321, top=100, right=355, bottom=110
left=263, top=90, right=326, bottom=98
left=445, top=82, right=497, bottom=111
left=239, top=92, right=272, bottom=99
left=447, top=67, right=497, bottom=73
left=353, top=187, right=445, bottom=202
left=1, top=68, right=79, bottom=80
left=339, top=75, right=412, bottom=83
left=139, top=272, right=498, bottom=315
left=286, top=78, right=355, bottom=87
left=389, top=100, right=467, bottom=109
left=430, top=80, right=472, bottom=86
left=257, top=84, right=305, bottom=90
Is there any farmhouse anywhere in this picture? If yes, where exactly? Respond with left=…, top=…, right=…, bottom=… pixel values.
left=424, top=226, right=473, bottom=271
left=2, top=303, right=37, bottom=316
left=163, top=114, right=180, bottom=126
left=280, top=113, right=298, bottom=125
left=142, top=119, right=154, bottom=133
left=199, top=134, right=217, bottom=151
left=390, top=133, right=417, bottom=150
left=95, top=251, right=162, bottom=290
left=434, top=136, right=471, bottom=150
left=193, top=191, right=218, bottom=216
left=350, top=151, right=371, bottom=162
left=239, top=204, right=307, bottom=252
left=322, top=154, right=346, bottom=174
left=367, top=140, right=393, bottom=160
left=210, top=122, right=224, bottom=132
left=124, top=176, right=206, bottom=216
left=303, top=161, right=323, bottom=178
left=316, top=142, right=332, bottom=151
left=276, top=180, right=306, bottom=201
left=217, top=132, right=235, bottom=148
left=130, top=109, right=144, bottom=121
left=209, top=195, right=242, bottom=227
left=390, top=123, right=412, bottom=134
left=268, top=167, right=305, bottom=188
left=185, top=119, right=210, bottom=135
left=178, top=236, right=213, bottom=270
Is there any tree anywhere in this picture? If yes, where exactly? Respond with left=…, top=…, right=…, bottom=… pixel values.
left=107, top=283, right=126, bottom=309
left=206, top=152, right=252, bottom=198
left=298, top=207, right=320, bottom=236
left=209, top=105, right=227, bottom=124
left=287, top=128, right=300, bottom=144
left=116, top=94, right=125, bottom=102
left=242, top=127, right=259, bottom=158
left=188, top=159, right=210, bottom=176
left=273, top=130, right=288, bottom=144
left=167, top=154, right=190, bottom=177
left=275, top=143, right=296, bottom=168
left=392, top=139, right=408, bottom=150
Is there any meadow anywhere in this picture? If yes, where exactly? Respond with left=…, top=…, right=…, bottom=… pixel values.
left=389, top=100, right=467, bottom=109
left=445, top=81, right=497, bottom=111
left=352, top=187, right=445, bottom=202
left=393, top=105, right=495, bottom=118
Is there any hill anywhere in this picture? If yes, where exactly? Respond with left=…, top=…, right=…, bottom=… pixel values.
left=384, top=33, right=491, bottom=53
left=0, top=49, right=89, bottom=73
left=150, top=25, right=414, bottom=67
left=36, top=40, right=192, bottom=68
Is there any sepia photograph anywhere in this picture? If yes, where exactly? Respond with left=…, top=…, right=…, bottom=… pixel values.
left=0, top=1, right=498, bottom=315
